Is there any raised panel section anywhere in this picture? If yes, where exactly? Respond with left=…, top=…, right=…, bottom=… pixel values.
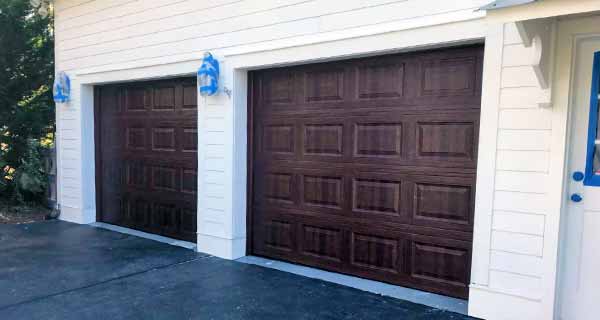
left=126, top=162, right=145, bottom=187
left=126, top=127, right=146, bottom=150
left=417, top=122, right=475, bottom=159
left=301, top=225, right=341, bottom=262
left=130, top=199, right=150, bottom=227
left=414, top=183, right=471, bottom=225
left=125, top=87, right=147, bottom=111
left=304, top=124, right=343, bottom=156
left=181, top=208, right=197, bottom=233
left=152, top=166, right=177, bottom=192
left=305, top=69, right=344, bottom=102
left=115, top=198, right=131, bottom=224
left=103, top=125, right=123, bottom=148
left=421, top=57, right=476, bottom=96
left=264, top=220, right=293, bottom=251
left=182, top=169, right=197, bottom=194
left=264, top=173, right=294, bottom=204
left=262, top=124, right=294, bottom=154
left=151, top=128, right=176, bottom=151
left=354, top=123, right=402, bottom=157
left=353, top=179, right=401, bottom=215
left=119, top=198, right=132, bottom=224
left=351, top=234, right=399, bottom=273
left=358, top=63, right=404, bottom=99
left=103, top=163, right=123, bottom=188
left=411, top=242, right=469, bottom=286
left=153, top=86, right=175, bottom=110
left=182, top=128, right=197, bottom=152
left=263, top=71, right=293, bottom=105
left=100, top=87, right=120, bottom=113
left=152, top=203, right=179, bottom=231
left=303, top=175, right=342, bottom=209
left=182, top=84, right=197, bottom=109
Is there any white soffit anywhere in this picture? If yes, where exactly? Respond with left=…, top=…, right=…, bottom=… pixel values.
left=479, top=0, right=539, bottom=11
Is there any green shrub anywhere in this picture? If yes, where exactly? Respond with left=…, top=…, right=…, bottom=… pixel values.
left=1, top=139, right=49, bottom=203
left=15, top=139, right=48, bottom=202
left=0, top=0, right=54, bottom=204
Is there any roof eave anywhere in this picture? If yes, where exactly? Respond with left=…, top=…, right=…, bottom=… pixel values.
left=478, top=0, right=539, bottom=11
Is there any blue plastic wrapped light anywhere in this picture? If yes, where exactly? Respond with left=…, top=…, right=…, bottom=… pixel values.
left=197, top=52, right=220, bottom=96
left=53, top=71, right=71, bottom=103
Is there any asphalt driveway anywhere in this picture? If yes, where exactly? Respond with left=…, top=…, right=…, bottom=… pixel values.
left=0, top=221, right=473, bottom=320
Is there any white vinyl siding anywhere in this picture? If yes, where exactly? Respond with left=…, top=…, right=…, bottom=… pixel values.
left=54, top=0, right=487, bottom=72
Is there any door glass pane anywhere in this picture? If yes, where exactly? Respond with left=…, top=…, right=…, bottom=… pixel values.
left=587, top=53, right=600, bottom=184
left=595, top=89, right=600, bottom=175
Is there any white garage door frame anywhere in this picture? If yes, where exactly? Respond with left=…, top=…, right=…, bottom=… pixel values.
left=209, top=18, right=491, bottom=275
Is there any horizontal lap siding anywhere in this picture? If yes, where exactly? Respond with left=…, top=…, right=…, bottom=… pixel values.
left=493, top=212, right=545, bottom=236
left=498, top=130, right=552, bottom=151
left=197, top=95, right=228, bottom=238
left=56, top=82, right=82, bottom=209
left=485, top=22, right=553, bottom=302
left=55, top=0, right=487, bottom=72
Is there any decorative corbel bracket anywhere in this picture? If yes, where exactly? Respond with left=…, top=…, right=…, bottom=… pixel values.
left=515, top=18, right=557, bottom=108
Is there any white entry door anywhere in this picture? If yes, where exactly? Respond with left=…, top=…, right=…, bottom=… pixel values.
left=561, top=36, right=600, bottom=320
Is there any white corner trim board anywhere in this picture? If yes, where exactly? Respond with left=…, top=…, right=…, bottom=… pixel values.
left=469, top=22, right=504, bottom=289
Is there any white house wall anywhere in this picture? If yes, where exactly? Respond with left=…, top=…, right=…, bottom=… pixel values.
left=53, top=0, right=490, bottom=222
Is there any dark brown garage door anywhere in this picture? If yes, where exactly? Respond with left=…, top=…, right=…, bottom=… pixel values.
left=95, top=77, right=198, bottom=242
left=249, top=45, right=483, bottom=299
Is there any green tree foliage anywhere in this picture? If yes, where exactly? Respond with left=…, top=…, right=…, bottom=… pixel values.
left=0, top=0, right=54, bottom=202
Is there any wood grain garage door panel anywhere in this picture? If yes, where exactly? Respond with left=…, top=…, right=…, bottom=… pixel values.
left=95, top=78, right=197, bottom=242
left=250, top=45, right=482, bottom=299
